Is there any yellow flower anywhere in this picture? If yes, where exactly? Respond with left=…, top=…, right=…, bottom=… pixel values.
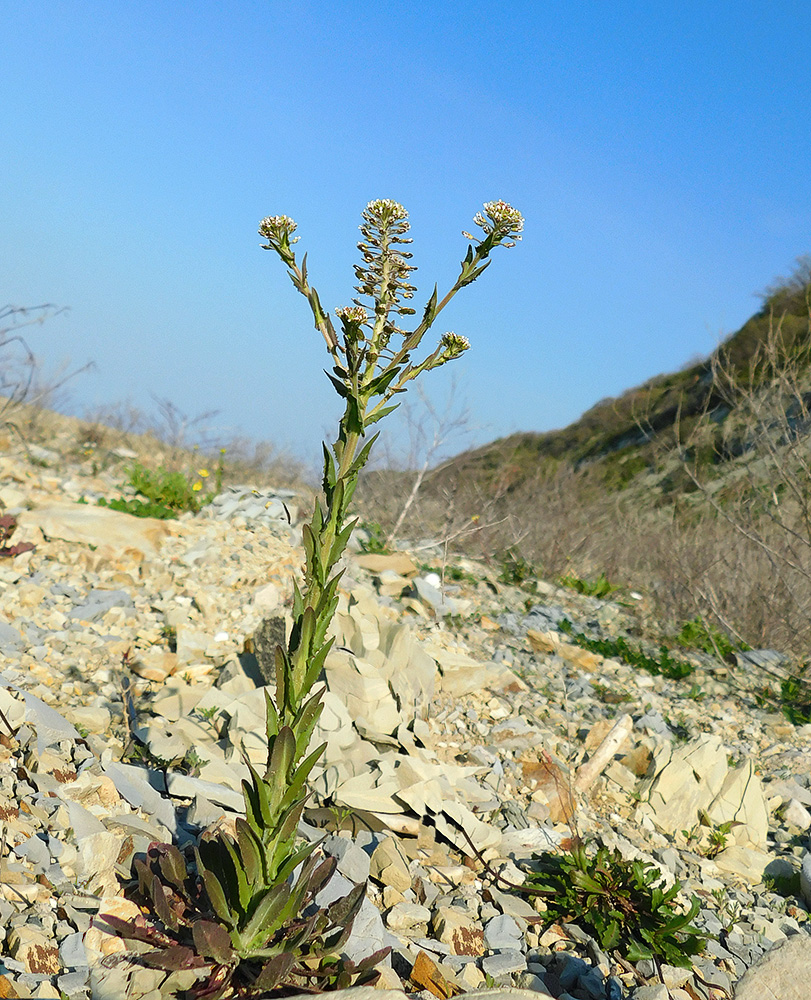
left=197, top=468, right=209, bottom=477
left=192, top=481, right=203, bottom=492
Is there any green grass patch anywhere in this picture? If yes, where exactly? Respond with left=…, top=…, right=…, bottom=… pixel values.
left=558, top=571, right=618, bottom=599
left=559, top=619, right=695, bottom=681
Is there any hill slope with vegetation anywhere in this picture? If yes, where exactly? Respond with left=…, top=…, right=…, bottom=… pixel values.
left=358, top=259, right=811, bottom=662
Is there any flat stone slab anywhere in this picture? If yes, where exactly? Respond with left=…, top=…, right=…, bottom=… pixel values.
left=734, top=933, right=811, bottom=998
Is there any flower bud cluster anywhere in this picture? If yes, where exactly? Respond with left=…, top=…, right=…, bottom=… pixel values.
left=440, top=332, right=471, bottom=359
left=473, top=200, right=524, bottom=241
left=363, top=199, right=409, bottom=223
left=258, top=215, right=300, bottom=244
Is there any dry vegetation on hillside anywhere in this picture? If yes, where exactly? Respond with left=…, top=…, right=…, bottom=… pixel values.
left=357, top=271, right=811, bottom=672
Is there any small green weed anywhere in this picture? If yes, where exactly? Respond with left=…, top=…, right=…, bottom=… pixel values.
left=559, top=619, right=694, bottom=681
left=704, top=820, right=734, bottom=859
left=763, top=868, right=802, bottom=898
left=711, top=887, right=743, bottom=931
left=97, top=496, right=179, bottom=519
left=498, top=547, right=536, bottom=588
left=558, top=571, right=618, bottom=599
left=592, top=682, right=633, bottom=704
left=96, top=454, right=225, bottom=519
left=161, top=624, right=178, bottom=652
left=675, top=616, right=745, bottom=660
left=522, top=842, right=705, bottom=967
left=779, top=675, right=811, bottom=725
left=357, top=520, right=389, bottom=554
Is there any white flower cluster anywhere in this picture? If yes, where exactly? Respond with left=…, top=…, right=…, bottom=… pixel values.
left=364, top=199, right=408, bottom=221
left=258, top=215, right=300, bottom=242
left=335, top=305, right=367, bottom=325
left=473, top=200, right=524, bottom=239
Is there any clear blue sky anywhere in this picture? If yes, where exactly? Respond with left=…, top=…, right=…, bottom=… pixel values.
left=3, top=1, right=810, bottom=463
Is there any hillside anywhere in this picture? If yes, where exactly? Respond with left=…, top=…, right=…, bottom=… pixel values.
left=357, top=263, right=811, bottom=657
left=430, top=262, right=811, bottom=497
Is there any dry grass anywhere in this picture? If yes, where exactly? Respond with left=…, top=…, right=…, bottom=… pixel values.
left=358, top=306, right=811, bottom=670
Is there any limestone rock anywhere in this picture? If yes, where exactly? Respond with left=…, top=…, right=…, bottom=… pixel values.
left=433, top=905, right=485, bottom=955
left=20, top=501, right=172, bottom=557
left=7, top=926, right=60, bottom=974
left=734, top=933, right=811, bottom=998
left=370, top=837, right=412, bottom=892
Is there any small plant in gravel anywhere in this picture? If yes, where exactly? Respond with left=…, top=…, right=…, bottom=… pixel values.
left=558, top=570, right=618, bottom=599
left=498, top=546, right=536, bottom=588
left=523, top=842, right=705, bottom=969
left=356, top=519, right=390, bottom=554
left=108, top=198, right=523, bottom=996
left=675, top=615, right=744, bottom=660
left=779, top=673, right=811, bottom=725
left=96, top=454, right=225, bottom=519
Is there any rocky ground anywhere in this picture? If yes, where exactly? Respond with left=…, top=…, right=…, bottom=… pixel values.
left=0, top=418, right=810, bottom=1000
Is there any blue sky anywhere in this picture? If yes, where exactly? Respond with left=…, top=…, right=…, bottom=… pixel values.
left=3, top=1, right=810, bottom=464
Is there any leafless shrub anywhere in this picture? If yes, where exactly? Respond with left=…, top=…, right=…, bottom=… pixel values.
left=1, top=304, right=92, bottom=439
left=673, top=302, right=811, bottom=655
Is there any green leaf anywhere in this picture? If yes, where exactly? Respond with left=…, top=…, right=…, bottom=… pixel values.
left=222, top=835, right=251, bottom=911
left=248, top=762, right=274, bottom=828
left=327, top=881, right=366, bottom=928
left=366, top=366, right=402, bottom=398
left=267, top=726, right=296, bottom=811
left=274, top=839, right=319, bottom=887
left=274, top=644, right=289, bottom=712
left=346, top=432, right=380, bottom=478
left=603, top=919, right=621, bottom=950
left=149, top=874, right=180, bottom=932
left=322, top=443, right=336, bottom=491
left=280, top=742, right=327, bottom=812
left=421, top=284, right=438, bottom=328
left=197, top=861, right=235, bottom=929
left=264, top=689, right=279, bottom=742
left=365, top=402, right=400, bottom=426
left=192, top=921, right=235, bottom=964
left=325, top=371, right=350, bottom=398
left=235, top=817, right=264, bottom=886
left=626, top=937, right=654, bottom=962
left=242, top=883, right=292, bottom=949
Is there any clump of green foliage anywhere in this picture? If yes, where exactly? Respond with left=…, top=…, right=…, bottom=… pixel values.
left=558, top=571, right=618, bottom=599
left=356, top=520, right=389, bottom=554
left=779, top=675, right=811, bottom=725
left=96, top=496, right=179, bottom=519
left=498, top=547, right=536, bottom=588
left=559, top=619, right=695, bottom=681
left=96, top=454, right=225, bottom=519
left=523, top=843, right=705, bottom=968
left=675, top=616, right=745, bottom=660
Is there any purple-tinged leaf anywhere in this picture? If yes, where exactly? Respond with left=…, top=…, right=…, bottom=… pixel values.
left=156, top=843, right=188, bottom=892
left=192, top=921, right=234, bottom=965
left=102, top=913, right=171, bottom=947
left=252, top=952, right=295, bottom=990
left=141, top=945, right=208, bottom=970
left=150, top=874, right=180, bottom=932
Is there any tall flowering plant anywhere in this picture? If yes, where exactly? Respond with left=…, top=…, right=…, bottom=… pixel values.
left=107, top=200, right=522, bottom=998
